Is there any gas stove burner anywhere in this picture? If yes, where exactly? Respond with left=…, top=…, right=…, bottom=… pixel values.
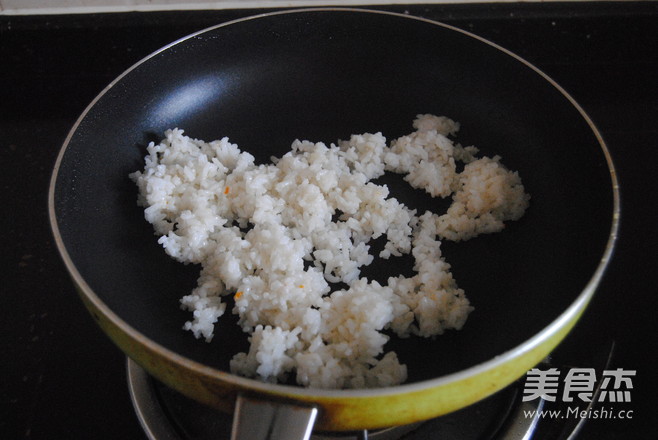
left=311, top=424, right=421, bottom=440
left=127, top=359, right=533, bottom=440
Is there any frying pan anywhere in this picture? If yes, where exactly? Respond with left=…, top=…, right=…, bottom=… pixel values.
left=49, top=8, right=618, bottom=437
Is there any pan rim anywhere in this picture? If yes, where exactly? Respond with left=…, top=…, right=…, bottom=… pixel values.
left=48, top=6, right=620, bottom=399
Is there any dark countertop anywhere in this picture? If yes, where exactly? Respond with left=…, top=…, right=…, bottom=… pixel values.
left=1, top=2, right=657, bottom=439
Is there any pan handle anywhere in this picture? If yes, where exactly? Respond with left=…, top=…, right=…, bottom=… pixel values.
left=231, top=394, right=318, bottom=440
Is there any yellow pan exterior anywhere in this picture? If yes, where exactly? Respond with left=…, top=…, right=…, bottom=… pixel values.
left=75, top=277, right=590, bottom=431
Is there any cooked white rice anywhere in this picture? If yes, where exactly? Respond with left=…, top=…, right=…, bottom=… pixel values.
left=130, top=114, right=530, bottom=389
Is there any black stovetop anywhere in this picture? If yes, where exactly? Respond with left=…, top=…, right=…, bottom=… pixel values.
left=2, top=2, right=657, bottom=439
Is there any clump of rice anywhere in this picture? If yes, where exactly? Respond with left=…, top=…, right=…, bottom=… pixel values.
left=130, top=114, right=530, bottom=389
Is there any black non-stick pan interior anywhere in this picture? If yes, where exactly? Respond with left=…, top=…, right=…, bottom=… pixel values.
left=52, top=10, right=614, bottom=384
